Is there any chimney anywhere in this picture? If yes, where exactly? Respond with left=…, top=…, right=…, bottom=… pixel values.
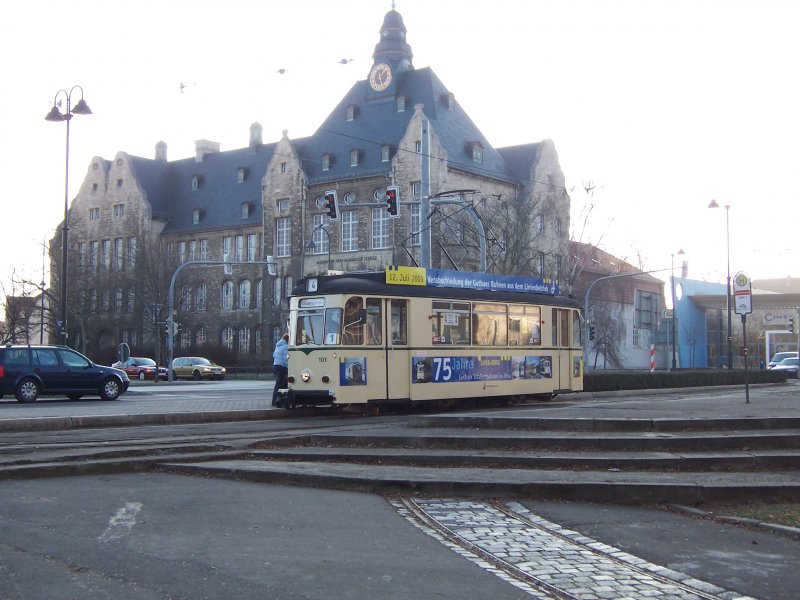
left=249, top=122, right=263, bottom=149
left=195, top=139, right=220, bottom=162
left=155, top=140, right=167, bottom=162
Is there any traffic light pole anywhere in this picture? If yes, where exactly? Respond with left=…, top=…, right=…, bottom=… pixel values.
left=166, top=259, right=272, bottom=381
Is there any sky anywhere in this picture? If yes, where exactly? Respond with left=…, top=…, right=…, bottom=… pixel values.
left=2, top=0, right=799, bottom=303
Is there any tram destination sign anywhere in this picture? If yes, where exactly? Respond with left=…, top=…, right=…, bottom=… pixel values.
left=385, top=266, right=559, bottom=296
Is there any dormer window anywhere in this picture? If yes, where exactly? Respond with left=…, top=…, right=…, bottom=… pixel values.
left=468, top=142, right=484, bottom=163
left=322, top=154, right=331, bottom=172
left=350, top=149, right=360, bottom=167
left=193, top=208, right=203, bottom=224
left=441, top=92, right=456, bottom=110
left=346, top=104, right=356, bottom=122
left=397, top=96, right=406, bottom=112
left=237, top=167, right=247, bottom=183
left=192, top=175, right=203, bottom=190
left=381, top=145, right=390, bottom=163
left=241, top=203, right=252, bottom=218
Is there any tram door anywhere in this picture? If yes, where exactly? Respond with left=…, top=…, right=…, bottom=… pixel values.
left=385, top=298, right=410, bottom=401
left=552, top=308, right=572, bottom=390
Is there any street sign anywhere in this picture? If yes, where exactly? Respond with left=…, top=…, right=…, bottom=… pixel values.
left=733, top=271, right=752, bottom=315
left=117, top=342, right=130, bottom=363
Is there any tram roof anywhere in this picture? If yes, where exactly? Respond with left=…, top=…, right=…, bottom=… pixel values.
left=293, top=272, right=581, bottom=309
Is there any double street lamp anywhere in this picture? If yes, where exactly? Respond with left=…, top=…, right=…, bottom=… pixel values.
left=307, top=224, right=332, bottom=272
left=45, top=86, right=92, bottom=345
left=708, top=200, right=732, bottom=369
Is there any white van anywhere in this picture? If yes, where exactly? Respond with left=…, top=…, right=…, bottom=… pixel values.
left=768, top=351, right=798, bottom=368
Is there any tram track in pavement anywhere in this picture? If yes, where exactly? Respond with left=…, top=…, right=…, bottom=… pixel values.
left=394, top=497, right=748, bottom=599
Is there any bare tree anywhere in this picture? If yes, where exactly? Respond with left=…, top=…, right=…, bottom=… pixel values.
left=588, top=300, right=626, bottom=369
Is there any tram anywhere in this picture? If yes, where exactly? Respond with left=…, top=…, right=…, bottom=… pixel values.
left=276, top=266, right=583, bottom=409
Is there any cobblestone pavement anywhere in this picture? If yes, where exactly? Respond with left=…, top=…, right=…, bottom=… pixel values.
left=391, top=498, right=757, bottom=600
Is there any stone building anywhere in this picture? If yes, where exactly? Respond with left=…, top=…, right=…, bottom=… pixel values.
left=50, top=7, right=571, bottom=366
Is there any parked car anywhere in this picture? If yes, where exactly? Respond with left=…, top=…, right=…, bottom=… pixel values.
left=768, top=351, right=798, bottom=368
left=171, top=356, right=226, bottom=381
left=113, top=357, right=168, bottom=380
left=0, top=344, right=130, bottom=403
left=770, top=357, right=799, bottom=378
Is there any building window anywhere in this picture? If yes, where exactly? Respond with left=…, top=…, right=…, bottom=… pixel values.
left=101, top=290, right=110, bottom=312
left=92, top=183, right=98, bottom=192
left=554, top=217, right=562, bottom=235
left=472, top=145, right=483, bottom=163
left=350, top=149, right=359, bottom=167
left=127, top=289, right=135, bottom=313
left=536, top=253, right=545, bottom=277
left=89, top=208, right=100, bottom=221
left=180, top=330, right=192, bottom=350
left=239, top=280, right=251, bottom=309
left=179, top=285, right=192, bottom=312
left=321, top=154, right=330, bottom=171
left=89, top=241, right=99, bottom=270
left=397, top=96, right=405, bottom=112
left=410, top=204, right=421, bottom=247
left=535, top=215, right=545, bottom=233
left=196, top=283, right=207, bottom=311
left=199, top=239, right=208, bottom=261
left=192, top=176, right=200, bottom=190
left=415, top=140, right=421, bottom=153
left=196, top=327, right=207, bottom=348
left=222, top=327, right=234, bottom=350
left=381, top=145, right=390, bottom=162
left=555, top=255, right=562, bottom=280
left=114, top=238, right=124, bottom=270
left=113, top=203, right=125, bottom=217
left=346, top=105, right=355, bottom=121
left=237, top=167, right=246, bottom=183
left=238, top=326, right=250, bottom=354
left=102, top=240, right=111, bottom=271
left=277, top=199, right=289, bottom=214
left=241, top=203, right=250, bottom=218
left=189, top=240, right=197, bottom=261
left=114, top=289, right=123, bottom=313
left=193, top=208, right=201, bottom=224
left=276, top=218, right=291, bottom=257
left=235, top=235, right=244, bottom=261
left=255, top=279, right=263, bottom=309
left=255, top=327, right=263, bottom=354
left=221, top=281, right=233, bottom=310
left=273, top=277, right=281, bottom=305
left=78, top=243, right=86, bottom=267
left=247, top=234, right=257, bottom=262
left=284, top=276, right=293, bottom=301
left=342, top=211, right=358, bottom=252
left=312, top=214, right=330, bottom=254
left=280, top=162, right=287, bottom=174
left=117, top=178, right=123, bottom=187
left=372, top=208, right=390, bottom=249
left=178, top=241, right=186, bottom=264
left=222, top=236, right=232, bottom=262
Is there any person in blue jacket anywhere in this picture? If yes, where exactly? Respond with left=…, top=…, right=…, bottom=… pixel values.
left=272, top=333, right=289, bottom=406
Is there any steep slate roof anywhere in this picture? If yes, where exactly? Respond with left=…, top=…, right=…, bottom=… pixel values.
left=496, top=143, right=544, bottom=181
left=301, top=67, right=520, bottom=185
left=130, top=143, right=275, bottom=235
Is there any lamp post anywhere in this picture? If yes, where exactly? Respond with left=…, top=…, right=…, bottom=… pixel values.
left=45, top=86, right=92, bottom=345
left=670, top=249, right=685, bottom=370
left=307, top=224, right=332, bottom=272
left=708, top=200, right=732, bottom=369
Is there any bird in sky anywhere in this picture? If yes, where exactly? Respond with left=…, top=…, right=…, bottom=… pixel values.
left=277, top=68, right=287, bottom=74
left=338, top=58, right=354, bottom=64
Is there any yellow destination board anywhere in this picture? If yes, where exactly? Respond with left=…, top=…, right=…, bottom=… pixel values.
left=385, top=265, right=426, bottom=286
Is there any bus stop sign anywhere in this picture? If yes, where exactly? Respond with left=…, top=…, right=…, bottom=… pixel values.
left=733, top=271, right=752, bottom=315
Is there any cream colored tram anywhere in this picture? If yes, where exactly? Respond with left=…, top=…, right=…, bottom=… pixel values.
left=277, top=268, right=583, bottom=409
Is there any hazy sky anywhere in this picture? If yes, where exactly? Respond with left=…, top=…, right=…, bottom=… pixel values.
left=2, top=0, right=798, bottom=299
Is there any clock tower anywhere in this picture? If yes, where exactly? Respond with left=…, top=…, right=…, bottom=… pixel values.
left=367, top=5, right=414, bottom=96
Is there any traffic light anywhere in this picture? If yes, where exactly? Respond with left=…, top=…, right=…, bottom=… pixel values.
left=589, top=325, right=596, bottom=341
left=790, top=318, right=795, bottom=333
left=385, top=185, right=400, bottom=217
left=324, top=190, right=339, bottom=220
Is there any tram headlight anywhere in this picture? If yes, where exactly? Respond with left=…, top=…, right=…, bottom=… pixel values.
left=301, top=369, right=311, bottom=382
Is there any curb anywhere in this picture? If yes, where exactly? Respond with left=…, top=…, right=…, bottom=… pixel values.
left=666, top=503, right=800, bottom=541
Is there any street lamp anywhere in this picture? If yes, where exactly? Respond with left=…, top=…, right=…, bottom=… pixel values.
left=671, top=249, right=685, bottom=370
left=708, top=199, right=732, bottom=369
left=45, top=86, right=92, bottom=346
left=307, top=224, right=332, bottom=272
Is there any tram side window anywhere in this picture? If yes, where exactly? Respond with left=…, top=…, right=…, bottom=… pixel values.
left=472, top=303, right=508, bottom=346
left=343, top=296, right=364, bottom=345
left=572, top=311, right=582, bottom=347
left=366, top=298, right=382, bottom=345
left=431, top=301, right=470, bottom=345
left=508, top=305, right=541, bottom=346
left=391, top=299, right=408, bottom=345
left=296, top=310, right=324, bottom=345
left=552, top=308, right=570, bottom=348
left=324, top=308, right=343, bottom=345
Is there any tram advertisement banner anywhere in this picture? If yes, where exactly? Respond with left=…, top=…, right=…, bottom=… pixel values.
left=385, top=266, right=559, bottom=295
left=412, top=355, right=552, bottom=383
left=339, top=356, right=367, bottom=386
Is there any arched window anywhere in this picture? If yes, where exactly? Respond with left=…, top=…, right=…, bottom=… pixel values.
left=195, top=327, right=207, bottom=348
left=179, top=285, right=192, bottom=312
left=180, top=329, right=192, bottom=350
left=196, top=283, right=207, bottom=311
left=239, top=280, right=251, bottom=309
left=222, top=326, right=234, bottom=349
left=221, top=281, right=233, bottom=310
left=255, top=279, right=263, bottom=308
left=238, top=326, right=250, bottom=354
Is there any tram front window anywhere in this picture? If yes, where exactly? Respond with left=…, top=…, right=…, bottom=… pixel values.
left=324, top=308, right=343, bottom=345
left=296, top=310, right=324, bottom=345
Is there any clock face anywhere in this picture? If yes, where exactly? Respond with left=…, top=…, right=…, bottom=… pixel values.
left=369, top=63, right=393, bottom=91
